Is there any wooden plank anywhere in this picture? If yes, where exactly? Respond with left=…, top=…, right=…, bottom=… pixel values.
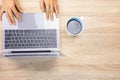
left=0, top=0, right=120, bottom=80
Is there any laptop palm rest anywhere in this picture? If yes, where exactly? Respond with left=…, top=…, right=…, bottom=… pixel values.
left=18, top=13, right=44, bottom=29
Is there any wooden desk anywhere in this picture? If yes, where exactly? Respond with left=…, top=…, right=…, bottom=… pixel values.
left=0, top=0, right=120, bottom=80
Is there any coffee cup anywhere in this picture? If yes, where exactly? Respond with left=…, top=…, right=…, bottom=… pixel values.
left=66, top=16, right=85, bottom=36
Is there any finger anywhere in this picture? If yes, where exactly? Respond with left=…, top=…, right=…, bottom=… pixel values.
left=8, top=10, right=16, bottom=25
left=46, top=5, right=50, bottom=20
left=0, top=9, right=3, bottom=21
left=12, top=7, right=21, bottom=22
left=15, top=0, right=23, bottom=13
left=54, top=4, right=59, bottom=18
left=6, top=11, right=12, bottom=24
left=40, top=0, right=45, bottom=12
left=50, top=5, right=54, bottom=21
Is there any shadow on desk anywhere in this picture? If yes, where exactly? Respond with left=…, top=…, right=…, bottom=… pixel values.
left=8, top=57, right=57, bottom=71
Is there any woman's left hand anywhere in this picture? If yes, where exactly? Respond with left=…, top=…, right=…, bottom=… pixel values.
left=40, top=0, right=59, bottom=20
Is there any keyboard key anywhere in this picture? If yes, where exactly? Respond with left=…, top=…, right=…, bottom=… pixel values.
left=5, top=29, right=57, bottom=49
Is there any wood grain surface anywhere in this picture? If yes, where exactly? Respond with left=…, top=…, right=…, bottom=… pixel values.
left=0, top=0, right=120, bottom=80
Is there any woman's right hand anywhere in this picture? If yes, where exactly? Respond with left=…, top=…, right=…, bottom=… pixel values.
left=0, top=0, right=23, bottom=25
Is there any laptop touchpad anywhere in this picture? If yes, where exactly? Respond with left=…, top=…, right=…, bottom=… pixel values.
left=18, top=13, right=44, bottom=29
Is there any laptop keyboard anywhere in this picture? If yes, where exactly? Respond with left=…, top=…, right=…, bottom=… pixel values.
left=5, top=29, right=57, bottom=49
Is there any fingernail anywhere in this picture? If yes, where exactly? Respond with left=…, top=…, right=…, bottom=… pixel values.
left=10, top=22, right=12, bottom=25
left=19, top=19, right=21, bottom=22
left=13, top=23, right=16, bottom=26
left=20, top=10, right=23, bottom=13
left=47, top=18, right=49, bottom=20
left=51, top=18, right=53, bottom=21
left=56, top=14, right=59, bottom=18
left=57, top=15, right=59, bottom=18
left=42, top=9, right=44, bottom=12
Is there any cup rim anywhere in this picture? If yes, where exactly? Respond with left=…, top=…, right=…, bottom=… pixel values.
left=66, top=17, right=85, bottom=36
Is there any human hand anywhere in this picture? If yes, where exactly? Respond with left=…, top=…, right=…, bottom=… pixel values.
left=40, top=0, right=59, bottom=20
left=0, top=0, right=23, bottom=25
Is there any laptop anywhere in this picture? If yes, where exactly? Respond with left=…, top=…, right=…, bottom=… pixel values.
left=2, top=13, right=60, bottom=57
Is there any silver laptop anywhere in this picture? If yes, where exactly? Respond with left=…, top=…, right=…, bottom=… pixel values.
left=2, top=13, right=60, bottom=57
